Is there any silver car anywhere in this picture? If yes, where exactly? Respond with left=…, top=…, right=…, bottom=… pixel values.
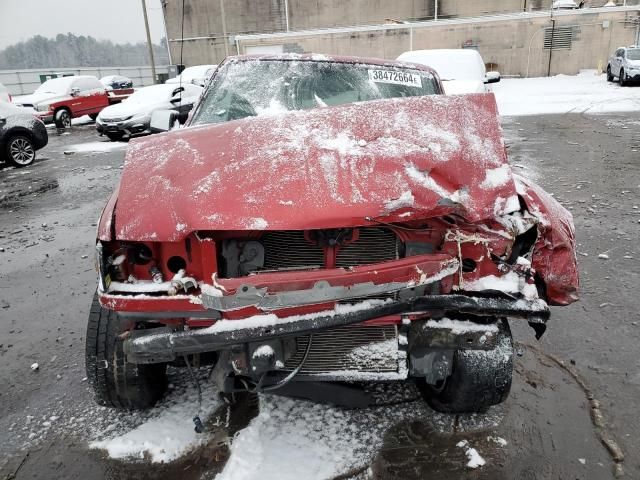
left=607, top=46, right=640, bottom=86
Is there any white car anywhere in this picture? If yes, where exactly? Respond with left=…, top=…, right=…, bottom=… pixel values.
left=100, top=75, right=133, bottom=90
left=96, top=83, right=203, bottom=140
left=607, top=46, right=640, bottom=86
left=166, top=65, right=217, bottom=87
left=396, top=49, right=500, bottom=95
left=552, top=0, right=579, bottom=8
left=0, top=82, right=10, bottom=103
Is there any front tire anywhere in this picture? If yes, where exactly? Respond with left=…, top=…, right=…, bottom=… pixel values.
left=607, top=66, right=614, bottom=82
left=619, top=69, right=627, bottom=86
left=418, top=318, right=513, bottom=414
left=54, top=109, right=71, bottom=129
left=85, top=293, right=167, bottom=410
left=5, top=135, right=36, bottom=167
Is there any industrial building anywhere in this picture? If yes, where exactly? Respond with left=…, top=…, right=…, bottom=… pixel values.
left=161, top=0, right=640, bottom=77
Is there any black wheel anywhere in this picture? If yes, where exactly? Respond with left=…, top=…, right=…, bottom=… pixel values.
left=106, top=132, right=124, bottom=142
left=606, top=66, right=614, bottom=82
left=619, top=69, right=627, bottom=86
left=418, top=318, right=513, bottom=414
left=54, top=109, right=71, bottom=129
left=5, top=135, right=36, bottom=167
left=85, top=293, right=167, bottom=409
left=89, top=113, right=99, bottom=121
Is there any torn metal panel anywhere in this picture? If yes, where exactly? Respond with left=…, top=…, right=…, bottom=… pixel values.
left=201, top=256, right=460, bottom=311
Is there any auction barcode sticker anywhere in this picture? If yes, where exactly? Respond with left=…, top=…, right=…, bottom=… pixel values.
left=368, top=69, right=422, bottom=88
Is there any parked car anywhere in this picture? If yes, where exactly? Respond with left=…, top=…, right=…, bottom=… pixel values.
left=396, top=49, right=500, bottom=94
left=0, top=82, right=11, bottom=103
left=96, top=83, right=203, bottom=141
left=87, top=54, right=577, bottom=415
left=100, top=75, right=134, bottom=90
left=12, top=75, right=131, bottom=129
left=166, top=65, right=217, bottom=87
left=607, top=46, right=640, bottom=86
left=552, top=0, right=578, bottom=8
left=0, top=102, right=48, bottom=167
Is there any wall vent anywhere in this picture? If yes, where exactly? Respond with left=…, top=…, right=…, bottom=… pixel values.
left=544, top=25, right=580, bottom=50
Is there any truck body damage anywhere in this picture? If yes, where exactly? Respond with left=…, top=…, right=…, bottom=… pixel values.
left=90, top=85, right=578, bottom=412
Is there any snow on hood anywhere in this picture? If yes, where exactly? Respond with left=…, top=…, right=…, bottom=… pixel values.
left=442, top=80, right=487, bottom=95
left=114, top=93, right=516, bottom=241
left=13, top=92, right=68, bottom=106
left=98, top=100, right=162, bottom=119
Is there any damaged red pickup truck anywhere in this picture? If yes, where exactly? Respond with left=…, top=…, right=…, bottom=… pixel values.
left=86, top=54, right=578, bottom=413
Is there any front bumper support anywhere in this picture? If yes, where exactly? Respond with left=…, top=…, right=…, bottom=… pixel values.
left=123, top=295, right=549, bottom=364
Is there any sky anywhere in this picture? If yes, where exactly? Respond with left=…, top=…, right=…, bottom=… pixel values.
left=0, top=0, right=166, bottom=50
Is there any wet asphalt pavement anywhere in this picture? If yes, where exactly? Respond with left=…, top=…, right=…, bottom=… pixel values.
left=0, top=113, right=639, bottom=479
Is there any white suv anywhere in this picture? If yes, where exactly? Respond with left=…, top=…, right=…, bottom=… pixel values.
left=607, top=46, right=640, bottom=86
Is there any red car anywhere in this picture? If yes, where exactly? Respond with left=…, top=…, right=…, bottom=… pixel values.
left=13, top=75, right=132, bottom=128
left=87, top=55, right=578, bottom=414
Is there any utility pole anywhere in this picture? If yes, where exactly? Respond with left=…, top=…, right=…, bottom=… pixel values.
left=142, top=0, right=157, bottom=84
left=547, top=12, right=555, bottom=77
left=434, top=0, right=438, bottom=20
left=220, top=0, right=230, bottom=57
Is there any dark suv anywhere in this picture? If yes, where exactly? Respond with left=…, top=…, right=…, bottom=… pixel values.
left=0, top=102, right=48, bottom=167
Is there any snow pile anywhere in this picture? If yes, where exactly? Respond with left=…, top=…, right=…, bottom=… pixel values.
left=456, top=440, right=486, bottom=469
left=424, top=318, right=499, bottom=334
left=347, top=338, right=399, bottom=368
left=463, top=271, right=521, bottom=293
left=493, top=70, right=640, bottom=116
left=487, top=435, right=508, bottom=447
left=216, top=384, right=438, bottom=480
left=63, top=141, right=127, bottom=154
left=480, top=164, right=511, bottom=189
left=89, top=376, right=220, bottom=462
left=384, top=190, right=415, bottom=212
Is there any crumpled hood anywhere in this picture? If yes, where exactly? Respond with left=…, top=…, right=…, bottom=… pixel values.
left=13, top=92, right=69, bottom=106
left=115, top=93, right=518, bottom=241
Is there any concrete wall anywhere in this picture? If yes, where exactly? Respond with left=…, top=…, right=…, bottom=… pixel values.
left=162, top=0, right=640, bottom=68
left=236, top=9, right=640, bottom=77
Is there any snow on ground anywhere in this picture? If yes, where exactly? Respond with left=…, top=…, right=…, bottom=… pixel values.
left=216, top=385, right=432, bottom=480
left=89, top=379, right=220, bottom=462
left=216, top=385, right=506, bottom=480
left=6, top=368, right=219, bottom=465
left=456, top=439, right=486, bottom=469
left=62, top=141, right=127, bottom=154
left=493, top=70, right=640, bottom=116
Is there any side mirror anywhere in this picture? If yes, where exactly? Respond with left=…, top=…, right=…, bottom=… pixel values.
left=70, top=87, right=81, bottom=96
left=485, top=71, right=501, bottom=84
left=150, top=109, right=179, bottom=133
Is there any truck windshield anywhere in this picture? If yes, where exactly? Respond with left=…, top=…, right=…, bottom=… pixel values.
left=190, top=59, right=439, bottom=126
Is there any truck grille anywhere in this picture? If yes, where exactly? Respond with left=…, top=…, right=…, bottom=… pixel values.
left=283, top=325, right=399, bottom=374
left=260, top=227, right=398, bottom=271
left=336, top=228, right=398, bottom=267
left=262, top=230, right=324, bottom=270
